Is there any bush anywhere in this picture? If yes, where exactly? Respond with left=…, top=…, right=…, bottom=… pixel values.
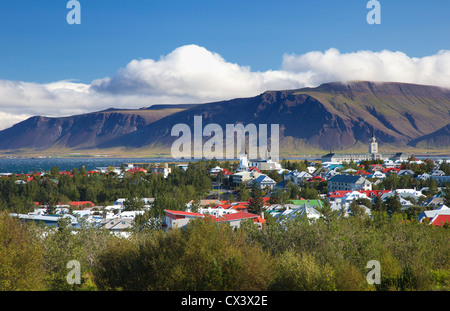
left=0, top=214, right=46, bottom=290
left=270, top=249, right=335, bottom=291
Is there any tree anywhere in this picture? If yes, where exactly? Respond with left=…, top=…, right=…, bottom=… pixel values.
left=0, top=213, right=46, bottom=290
left=248, top=183, right=264, bottom=215
left=349, top=199, right=366, bottom=218
left=385, top=192, right=402, bottom=217
left=372, top=195, right=385, bottom=212
left=237, top=183, right=250, bottom=202
left=123, top=196, right=145, bottom=211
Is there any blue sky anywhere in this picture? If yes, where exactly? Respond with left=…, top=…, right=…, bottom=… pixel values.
left=0, top=1, right=449, bottom=130
left=0, top=0, right=449, bottom=83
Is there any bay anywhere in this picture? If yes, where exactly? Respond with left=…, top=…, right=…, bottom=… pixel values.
left=0, top=157, right=179, bottom=174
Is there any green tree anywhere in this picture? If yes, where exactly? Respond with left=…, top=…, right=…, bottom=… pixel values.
left=385, top=192, right=402, bottom=217
left=237, top=183, right=250, bottom=202
left=0, top=214, right=46, bottom=290
left=248, top=183, right=264, bottom=215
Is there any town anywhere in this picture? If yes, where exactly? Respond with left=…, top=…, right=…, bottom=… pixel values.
left=1, top=138, right=449, bottom=291
left=4, top=150, right=450, bottom=234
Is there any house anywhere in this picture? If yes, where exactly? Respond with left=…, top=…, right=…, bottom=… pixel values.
left=272, top=204, right=321, bottom=222
left=163, top=209, right=264, bottom=230
left=416, top=173, right=431, bottom=180
left=306, top=176, right=325, bottom=183
left=254, top=174, right=276, bottom=190
left=11, top=213, right=79, bottom=228
left=113, top=198, right=154, bottom=207
left=215, top=212, right=266, bottom=229
left=369, top=171, right=386, bottom=179
left=100, top=218, right=134, bottom=231
left=70, top=201, right=95, bottom=208
left=126, top=167, right=147, bottom=174
left=164, top=210, right=205, bottom=229
left=380, top=189, right=424, bottom=202
left=284, top=170, right=312, bottom=185
left=209, top=166, right=223, bottom=175
left=289, top=199, right=324, bottom=209
left=431, top=170, right=445, bottom=176
left=369, top=164, right=384, bottom=173
left=418, top=205, right=450, bottom=224
left=429, top=214, right=450, bottom=226
left=422, top=196, right=444, bottom=207
left=149, top=165, right=172, bottom=178
left=327, top=175, right=372, bottom=192
left=232, top=170, right=263, bottom=186
left=247, top=157, right=282, bottom=171
left=327, top=190, right=352, bottom=205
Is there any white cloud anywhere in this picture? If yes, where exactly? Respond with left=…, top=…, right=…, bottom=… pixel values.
left=0, top=45, right=449, bottom=130
left=281, top=48, right=450, bottom=87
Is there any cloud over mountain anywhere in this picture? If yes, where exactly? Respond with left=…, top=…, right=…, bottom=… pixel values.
left=0, top=45, right=449, bottom=130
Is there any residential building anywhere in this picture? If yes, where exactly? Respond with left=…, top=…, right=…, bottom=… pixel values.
left=232, top=170, right=263, bottom=186
left=100, top=218, right=134, bottom=231
left=327, top=175, right=372, bottom=192
left=164, top=210, right=204, bottom=229
left=418, top=205, right=450, bottom=224
left=254, top=174, right=276, bottom=189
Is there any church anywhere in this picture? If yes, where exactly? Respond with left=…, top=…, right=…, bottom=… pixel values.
left=321, top=132, right=409, bottom=163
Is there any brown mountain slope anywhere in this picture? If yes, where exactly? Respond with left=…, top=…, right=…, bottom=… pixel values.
left=0, top=81, right=449, bottom=155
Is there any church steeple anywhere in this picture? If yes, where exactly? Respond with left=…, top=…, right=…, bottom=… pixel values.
left=369, top=128, right=378, bottom=154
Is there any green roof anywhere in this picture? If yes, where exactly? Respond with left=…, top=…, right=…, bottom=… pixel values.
left=289, top=199, right=324, bottom=208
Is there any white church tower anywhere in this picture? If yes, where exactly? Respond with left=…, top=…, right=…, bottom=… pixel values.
left=369, top=129, right=381, bottom=160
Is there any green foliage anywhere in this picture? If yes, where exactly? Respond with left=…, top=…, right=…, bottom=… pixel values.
left=247, top=183, right=264, bottom=215
left=93, top=219, right=274, bottom=291
left=0, top=213, right=46, bottom=290
left=270, top=250, right=336, bottom=291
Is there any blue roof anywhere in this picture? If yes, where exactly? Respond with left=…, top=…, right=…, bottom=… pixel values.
left=328, top=175, right=365, bottom=183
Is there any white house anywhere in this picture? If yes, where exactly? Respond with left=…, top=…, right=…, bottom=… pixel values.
left=418, top=205, right=450, bottom=223
left=284, top=170, right=312, bottom=185
left=163, top=210, right=204, bottom=229
left=254, top=174, right=276, bottom=189
left=327, top=175, right=372, bottom=192
left=276, top=204, right=322, bottom=221
left=370, top=171, right=386, bottom=179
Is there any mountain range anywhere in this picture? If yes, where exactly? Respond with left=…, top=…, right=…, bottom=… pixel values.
left=0, top=81, right=449, bottom=157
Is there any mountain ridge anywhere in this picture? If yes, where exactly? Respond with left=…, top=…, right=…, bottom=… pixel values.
left=1, top=81, right=449, bottom=156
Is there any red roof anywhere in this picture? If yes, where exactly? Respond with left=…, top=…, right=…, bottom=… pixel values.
left=356, top=170, right=371, bottom=175
left=222, top=169, right=232, bottom=175
left=249, top=167, right=261, bottom=173
left=306, top=176, right=324, bottom=182
left=221, top=212, right=263, bottom=222
left=164, top=210, right=204, bottom=217
left=431, top=214, right=450, bottom=227
left=328, top=190, right=352, bottom=198
left=384, top=168, right=401, bottom=173
left=70, top=201, right=95, bottom=207
left=127, top=167, right=147, bottom=173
